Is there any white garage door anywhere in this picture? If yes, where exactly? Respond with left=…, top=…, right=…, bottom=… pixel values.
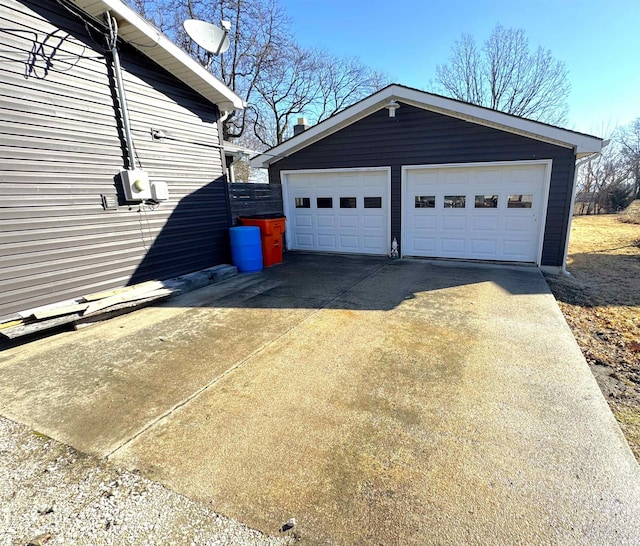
left=284, top=169, right=390, bottom=255
left=403, top=162, right=549, bottom=263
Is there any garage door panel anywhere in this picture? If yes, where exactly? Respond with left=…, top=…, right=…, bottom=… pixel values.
left=286, top=170, right=389, bottom=255
left=291, top=180, right=311, bottom=190
left=404, top=163, right=546, bottom=263
left=471, top=216, right=499, bottom=231
left=339, top=216, right=359, bottom=228
left=363, top=180, right=383, bottom=190
left=296, top=233, right=314, bottom=247
left=474, top=169, right=503, bottom=184
left=470, top=239, right=498, bottom=255
left=441, top=238, right=466, bottom=253
left=504, top=216, right=535, bottom=232
left=314, top=179, right=333, bottom=191
left=316, top=215, right=335, bottom=228
left=363, top=215, right=384, bottom=229
left=443, top=170, right=469, bottom=184
left=363, top=235, right=385, bottom=250
left=413, top=237, right=437, bottom=252
left=338, top=175, right=362, bottom=190
left=317, top=234, right=337, bottom=248
left=340, top=235, right=360, bottom=249
left=294, top=214, right=313, bottom=227
left=442, top=216, right=467, bottom=230
left=502, top=241, right=533, bottom=259
left=413, top=215, right=436, bottom=230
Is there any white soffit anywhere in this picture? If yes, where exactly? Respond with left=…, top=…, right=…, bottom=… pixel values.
left=250, top=85, right=602, bottom=168
left=69, top=0, right=245, bottom=111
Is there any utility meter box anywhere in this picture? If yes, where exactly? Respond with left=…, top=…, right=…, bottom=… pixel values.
left=151, top=181, right=169, bottom=201
left=120, top=169, right=151, bottom=201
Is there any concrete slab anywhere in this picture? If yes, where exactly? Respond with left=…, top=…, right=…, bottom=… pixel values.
left=1, top=254, right=639, bottom=544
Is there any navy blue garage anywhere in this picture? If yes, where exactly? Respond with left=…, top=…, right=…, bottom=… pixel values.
left=251, top=85, right=602, bottom=272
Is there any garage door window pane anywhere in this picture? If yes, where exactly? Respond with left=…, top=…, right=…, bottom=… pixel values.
left=295, top=197, right=310, bottom=208
left=340, top=197, right=357, bottom=208
left=364, top=197, right=382, bottom=208
left=444, top=195, right=466, bottom=208
left=415, top=195, right=435, bottom=208
left=317, top=197, right=333, bottom=208
left=508, top=194, right=533, bottom=208
left=475, top=195, right=498, bottom=208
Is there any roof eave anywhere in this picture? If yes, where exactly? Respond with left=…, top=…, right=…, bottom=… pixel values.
left=70, top=0, right=245, bottom=111
left=250, top=84, right=602, bottom=168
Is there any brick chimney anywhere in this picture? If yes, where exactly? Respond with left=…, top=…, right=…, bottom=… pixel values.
left=293, top=117, right=309, bottom=136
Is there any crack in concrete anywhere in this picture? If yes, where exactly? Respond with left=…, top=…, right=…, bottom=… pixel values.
left=106, top=261, right=389, bottom=460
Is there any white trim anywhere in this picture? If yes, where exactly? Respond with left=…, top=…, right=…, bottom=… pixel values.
left=251, top=85, right=602, bottom=168
left=562, top=156, right=580, bottom=274
left=280, top=167, right=392, bottom=255
left=400, top=160, right=552, bottom=265
left=540, top=265, right=563, bottom=275
left=561, top=151, right=601, bottom=274
left=70, top=0, right=244, bottom=110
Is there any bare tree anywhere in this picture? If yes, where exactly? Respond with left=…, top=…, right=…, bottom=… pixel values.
left=251, top=49, right=389, bottom=146
left=312, top=53, right=388, bottom=123
left=125, top=0, right=389, bottom=148
left=125, top=0, right=290, bottom=141
left=184, top=0, right=291, bottom=141
left=576, top=130, right=634, bottom=214
left=435, top=24, right=570, bottom=125
left=619, top=118, right=640, bottom=200
left=251, top=44, right=320, bottom=145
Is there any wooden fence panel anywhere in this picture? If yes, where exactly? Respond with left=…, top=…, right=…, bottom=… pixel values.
left=228, top=183, right=283, bottom=222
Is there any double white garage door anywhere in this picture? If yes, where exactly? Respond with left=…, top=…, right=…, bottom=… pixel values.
left=283, top=162, right=549, bottom=263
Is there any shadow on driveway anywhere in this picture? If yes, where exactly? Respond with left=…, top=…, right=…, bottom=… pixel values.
left=1, top=255, right=639, bottom=544
left=164, top=252, right=549, bottom=313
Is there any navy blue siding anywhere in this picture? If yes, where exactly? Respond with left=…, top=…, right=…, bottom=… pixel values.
left=269, top=104, right=576, bottom=266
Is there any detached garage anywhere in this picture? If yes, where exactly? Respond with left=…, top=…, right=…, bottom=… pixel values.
left=251, top=85, right=603, bottom=271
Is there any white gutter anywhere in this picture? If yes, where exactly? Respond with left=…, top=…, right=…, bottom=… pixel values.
left=70, top=0, right=245, bottom=111
left=561, top=140, right=609, bottom=274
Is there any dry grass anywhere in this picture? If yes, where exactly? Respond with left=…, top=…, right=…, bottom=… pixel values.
left=545, top=214, right=640, bottom=460
left=618, top=199, right=640, bottom=224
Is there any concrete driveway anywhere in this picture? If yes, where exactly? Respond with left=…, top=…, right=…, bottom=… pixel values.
left=1, top=254, right=639, bottom=544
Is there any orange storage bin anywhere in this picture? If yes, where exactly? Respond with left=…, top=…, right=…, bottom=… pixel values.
left=238, top=215, right=286, bottom=267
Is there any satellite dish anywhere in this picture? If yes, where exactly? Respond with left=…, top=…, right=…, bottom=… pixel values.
left=183, top=19, right=230, bottom=55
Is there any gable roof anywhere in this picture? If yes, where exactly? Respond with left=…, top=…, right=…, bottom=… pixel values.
left=69, top=0, right=244, bottom=111
left=250, top=84, right=602, bottom=168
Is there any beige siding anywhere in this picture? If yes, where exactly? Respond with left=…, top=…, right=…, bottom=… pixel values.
left=0, top=0, right=230, bottom=318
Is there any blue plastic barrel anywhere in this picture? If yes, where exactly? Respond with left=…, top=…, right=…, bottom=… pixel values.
left=229, top=226, right=263, bottom=273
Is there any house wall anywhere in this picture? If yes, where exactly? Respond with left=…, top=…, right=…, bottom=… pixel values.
left=0, top=0, right=231, bottom=318
left=269, top=105, right=576, bottom=267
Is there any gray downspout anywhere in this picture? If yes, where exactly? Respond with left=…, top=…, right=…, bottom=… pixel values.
left=106, top=13, right=136, bottom=171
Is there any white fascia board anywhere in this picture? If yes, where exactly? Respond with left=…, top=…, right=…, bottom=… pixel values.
left=394, top=86, right=602, bottom=156
left=70, top=0, right=245, bottom=111
left=251, top=84, right=602, bottom=168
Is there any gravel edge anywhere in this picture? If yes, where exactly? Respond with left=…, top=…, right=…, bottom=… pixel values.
left=0, top=416, right=294, bottom=546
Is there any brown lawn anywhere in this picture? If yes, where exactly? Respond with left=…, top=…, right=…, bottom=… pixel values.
left=545, top=208, right=640, bottom=460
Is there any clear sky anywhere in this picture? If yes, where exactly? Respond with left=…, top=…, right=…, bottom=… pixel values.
left=279, top=0, right=639, bottom=137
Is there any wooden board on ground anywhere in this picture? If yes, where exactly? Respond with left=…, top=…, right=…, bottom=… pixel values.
left=0, top=290, right=173, bottom=340
left=33, top=303, right=90, bottom=320
left=17, top=298, right=83, bottom=319
left=83, top=287, right=173, bottom=316
left=0, top=319, right=24, bottom=331
left=81, top=281, right=165, bottom=302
